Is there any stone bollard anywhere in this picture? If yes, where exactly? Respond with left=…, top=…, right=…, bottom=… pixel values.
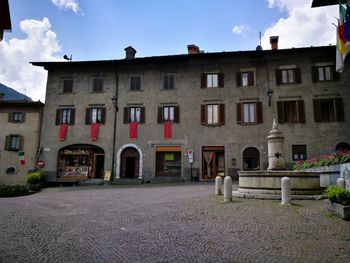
left=223, top=176, right=233, bottom=202
left=281, top=177, right=291, bottom=205
left=337, top=177, right=345, bottom=189
left=215, top=176, right=223, bottom=195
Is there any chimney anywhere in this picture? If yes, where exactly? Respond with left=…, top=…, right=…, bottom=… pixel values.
left=187, top=44, right=200, bottom=55
left=124, top=46, right=137, bottom=59
left=270, top=36, right=279, bottom=50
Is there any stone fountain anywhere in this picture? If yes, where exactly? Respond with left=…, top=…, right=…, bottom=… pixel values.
left=234, top=120, right=322, bottom=199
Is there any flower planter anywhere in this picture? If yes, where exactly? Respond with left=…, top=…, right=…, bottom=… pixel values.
left=329, top=202, right=350, bottom=221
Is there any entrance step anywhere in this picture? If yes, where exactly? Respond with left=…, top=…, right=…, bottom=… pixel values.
left=111, top=179, right=142, bottom=185
left=78, top=179, right=105, bottom=186
left=151, top=177, right=184, bottom=184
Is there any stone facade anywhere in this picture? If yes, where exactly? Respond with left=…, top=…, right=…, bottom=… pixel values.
left=32, top=45, right=350, bottom=182
left=0, top=101, right=43, bottom=185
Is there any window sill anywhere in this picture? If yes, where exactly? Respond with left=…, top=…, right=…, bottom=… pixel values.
left=159, top=88, right=177, bottom=91
left=128, top=89, right=144, bottom=92
left=202, top=124, right=224, bottom=127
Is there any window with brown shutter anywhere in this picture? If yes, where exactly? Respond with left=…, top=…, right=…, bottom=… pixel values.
left=256, top=102, right=263, bottom=123
left=236, top=103, right=242, bottom=124
left=63, top=79, right=74, bottom=93
left=5, top=135, right=23, bottom=151
left=9, top=112, right=25, bottom=123
left=55, top=108, right=75, bottom=125
left=86, top=108, right=106, bottom=124
left=92, top=78, right=104, bottom=92
left=130, top=75, right=141, bottom=91
left=201, top=104, right=224, bottom=126
left=312, top=65, right=339, bottom=83
left=313, top=98, right=344, bottom=122
left=219, top=104, right=225, bottom=124
left=164, top=74, right=175, bottom=90
left=201, top=73, right=223, bottom=88
left=237, top=102, right=263, bottom=125
left=124, top=107, right=145, bottom=124
left=335, top=98, right=344, bottom=121
left=201, top=104, right=206, bottom=124
left=157, top=106, right=179, bottom=123
left=237, top=70, right=255, bottom=87
left=313, top=99, right=321, bottom=122
left=277, top=100, right=305, bottom=123
left=276, top=68, right=301, bottom=84
left=218, top=73, right=224, bottom=88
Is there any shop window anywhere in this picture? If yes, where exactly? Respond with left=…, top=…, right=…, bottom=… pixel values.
left=86, top=107, right=106, bottom=124
left=313, top=98, right=344, bottom=122
left=157, top=106, right=179, bottom=123
left=292, top=145, right=307, bottom=161
left=277, top=100, right=305, bottom=123
left=123, top=107, right=145, bottom=124
left=202, top=146, right=225, bottom=180
left=56, top=108, right=75, bottom=125
left=8, top=112, right=25, bottom=123
left=63, top=79, right=74, bottom=93
left=201, top=73, right=224, bottom=88
left=276, top=67, right=301, bottom=85
left=243, top=147, right=260, bottom=170
left=130, top=75, right=141, bottom=91
left=156, top=146, right=181, bottom=177
left=163, top=74, right=175, bottom=90
left=5, top=135, right=23, bottom=151
left=236, top=102, right=263, bottom=125
left=201, top=104, right=225, bottom=126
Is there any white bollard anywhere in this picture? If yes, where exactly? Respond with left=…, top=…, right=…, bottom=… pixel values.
left=215, top=176, right=223, bottom=195
left=337, top=177, right=345, bottom=189
left=223, top=176, right=233, bottom=202
left=281, top=177, right=291, bottom=205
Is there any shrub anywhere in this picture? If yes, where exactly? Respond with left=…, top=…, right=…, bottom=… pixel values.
left=27, top=171, right=44, bottom=184
left=325, top=186, right=350, bottom=206
left=0, top=184, right=28, bottom=197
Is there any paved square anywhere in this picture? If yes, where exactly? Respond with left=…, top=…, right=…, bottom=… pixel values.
left=0, top=183, right=349, bottom=263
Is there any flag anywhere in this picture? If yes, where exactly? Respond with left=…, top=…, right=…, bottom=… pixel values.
left=90, top=123, right=100, bottom=140
left=59, top=124, right=68, bottom=141
left=337, top=27, right=345, bottom=72
left=345, top=2, right=350, bottom=41
left=18, top=151, right=25, bottom=165
left=164, top=121, right=172, bottom=140
left=129, top=122, right=138, bottom=139
left=339, top=3, right=348, bottom=55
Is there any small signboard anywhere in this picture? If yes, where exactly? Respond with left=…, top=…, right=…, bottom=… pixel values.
left=188, top=149, right=194, bottom=163
left=104, top=171, right=112, bottom=181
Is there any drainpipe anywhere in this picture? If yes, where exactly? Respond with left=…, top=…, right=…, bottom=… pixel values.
left=111, top=69, right=118, bottom=181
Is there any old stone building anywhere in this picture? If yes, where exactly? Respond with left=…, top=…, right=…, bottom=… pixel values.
left=0, top=100, right=44, bottom=185
left=32, top=40, right=350, bottom=183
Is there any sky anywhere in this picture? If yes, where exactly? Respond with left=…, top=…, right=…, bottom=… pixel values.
left=0, top=0, right=338, bottom=102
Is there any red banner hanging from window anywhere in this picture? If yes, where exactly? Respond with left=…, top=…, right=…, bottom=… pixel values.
left=164, top=121, right=172, bottom=140
left=90, top=123, right=100, bottom=141
left=129, top=122, right=138, bottom=139
left=59, top=124, right=68, bottom=141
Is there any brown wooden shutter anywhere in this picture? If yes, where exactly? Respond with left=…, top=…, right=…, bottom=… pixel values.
left=8, top=112, right=12, bottom=122
left=55, top=109, right=61, bottom=125
left=335, top=98, right=344, bottom=121
left=248, top=72, right=254, bottom=86
left=85, top=108, right=91, bottom=124
left=219, top=104, right=225, bottom=125
left=218, top=73, right=224, bottom=88
left=21, top=113, right=26, bottom=123
left=236, top=73, right=242, bottom=87
left=169, top=75, right=175, bottom=90
left=4, top=136, right=9, bottom=150
left=19, top=136, right=24, bottom=151
left=163, top=75, right=168, bottom=90
left=311, top=67, right=318, bottom=83
left=313, top=99, right=321, bottom=122
left=333, top=65, right=340, bottom=81
left=201, top=74, right=206, bottom=89
left=277, top=101, right=284, bottom=123
left=201, top=105, right=206, bottom=125
left=157, top=107, right=163, bottom=123
left=140, top=107, right=145, bottom=124
left=236, top=103, right=242, bottom=124
left=275, top=69, right=282, bottom=85
left=256, top=102, right=263, bottom=123
left=123, top=107, right=129, bottom=124
left=70, top=109, right=75, bottom=125
left=101, top=108, right=106, bottom=124
left=174, top=106, right=180, bottom=123
left=295, top=68, right=302, bottom=84
left=297, top=100, right=305, bottom=123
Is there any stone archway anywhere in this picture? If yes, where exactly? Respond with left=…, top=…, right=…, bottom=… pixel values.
left=116, top=143, right=143, bottom=180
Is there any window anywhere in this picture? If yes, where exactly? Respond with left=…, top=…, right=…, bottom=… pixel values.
left=8, top=112, right=24, bottom=123
left=55, top=108, right=75, bottom=125
left=63, top=79, right=74, bottom=93
left=163, top=74, right=175, bottom=90
left=237, top=70, right=255, bottom=87
left=85, top=107, right=106, bottom=124
left=236, top=102, right=263, bottom=125
left=243, top=147, right=260, bottom=170
left=312, top=65, right=338, bottom=82
left=201, top=73, right=224, bottom=88
left=130, top=76, right=141, bottom=91
left=5, top=135, right=23, bottom=151
left=335, top=142, right=350, bottom=152
left=123, top=107, right=145, bottom=124
left=292, top=145, right=307, bottom=161
left=201, top=104, right=225, bottom=126
left=276, top=68, right=301, bottom=85
left=92, top=78, right=104, bottom=92
left=277, top=100, right=305, bottom=123
left=156, top=146, right=181, bottom=177
left=313, top=98, right=344, bottom=122
left=158, top=106, right=179, bottom=123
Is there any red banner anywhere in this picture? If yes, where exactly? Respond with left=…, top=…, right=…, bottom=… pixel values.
left=164, top=121, right=172, bottom=140
left=129, top=122, right=138, bottom=139
left=90, top=123, right=100, bottom=141
left=59, top=124, right=68, bottom=141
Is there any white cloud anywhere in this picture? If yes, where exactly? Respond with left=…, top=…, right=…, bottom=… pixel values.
left=262, top=0, right=337, bottom=49
left=232, top=25, right=250, bottom=35
left=0, top=17, right=61, bottom=102
left=51, top=0, right=80, bottom=13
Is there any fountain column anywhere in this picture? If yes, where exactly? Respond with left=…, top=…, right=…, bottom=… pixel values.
left=267, top=119, right=285, bottom=170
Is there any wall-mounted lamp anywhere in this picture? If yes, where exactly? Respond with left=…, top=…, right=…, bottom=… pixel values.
left=267, top=89, right=274, bottom=107
left=63, top=54, right=72, bottom=61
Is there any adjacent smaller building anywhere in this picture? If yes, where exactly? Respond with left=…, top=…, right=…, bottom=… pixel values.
left=0, top=100, right=44, bottom=185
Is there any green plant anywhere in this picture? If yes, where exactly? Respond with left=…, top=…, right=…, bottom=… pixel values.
left=325, top=186, right=350, bottom=206
left=26, top=171, right=44, bottom=184
left=0, top=184, right=28, bottom=197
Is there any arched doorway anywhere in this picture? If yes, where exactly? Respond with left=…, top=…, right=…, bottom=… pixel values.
left=120, top=147, right=140, bottom=179
left=58, top=144, right=105, bottom=179
left=335, top=142, right=350, bottom=152
left=243, top=147, right=260, bottom=170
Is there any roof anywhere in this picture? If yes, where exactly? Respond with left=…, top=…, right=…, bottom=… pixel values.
left=0, top=0, right=11, bottom=40
left=311, top=0, right=346, bottom=7
left=0, top=100, right=44, bottom=107
left=31, top=45, right=336, bottom=70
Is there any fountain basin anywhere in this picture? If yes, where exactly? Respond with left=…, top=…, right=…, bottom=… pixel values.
left=238, top=170, right=321, bottom=195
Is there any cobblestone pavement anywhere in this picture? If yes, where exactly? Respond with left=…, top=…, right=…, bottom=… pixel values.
left=0, top=183, right=350, bottom=263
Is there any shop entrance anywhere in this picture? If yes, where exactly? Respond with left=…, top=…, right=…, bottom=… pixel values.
left=58, top=144, right=105, bottom=179
left=202, top=146, right=225, bottom=180
left=120, top=147, right=139, bottom=179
